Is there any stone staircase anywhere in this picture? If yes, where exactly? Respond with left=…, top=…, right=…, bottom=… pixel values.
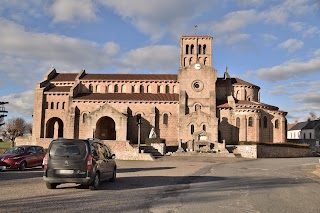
left=141, top=145, right=163, bottom=157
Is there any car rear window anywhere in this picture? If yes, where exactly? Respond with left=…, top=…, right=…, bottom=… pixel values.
left=49, top=141, right=88, bottom=159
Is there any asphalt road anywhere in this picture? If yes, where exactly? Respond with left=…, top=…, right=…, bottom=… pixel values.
left=0, top=156, right=319, bottom=213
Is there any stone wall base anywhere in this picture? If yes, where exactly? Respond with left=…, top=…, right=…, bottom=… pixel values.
left=235, top=145, right=313, bottom=159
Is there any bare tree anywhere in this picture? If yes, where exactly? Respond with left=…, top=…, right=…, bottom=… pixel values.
left=308, top=111, right=318, bottom=121
left=25, top=123, right=33, bottom=135
left=3, top=118, right=27, bottom=148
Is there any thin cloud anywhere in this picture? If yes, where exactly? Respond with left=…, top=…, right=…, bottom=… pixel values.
left=246, top=56, right=320, bottom=82
left=0, top=90, right=34, bottom=120
left=50, top=0, right=97, bottom=23
left=278, top=38, right=304, bottom=52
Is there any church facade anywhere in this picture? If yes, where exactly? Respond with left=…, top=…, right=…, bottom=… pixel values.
left=31, top=35, right=287, bottom=149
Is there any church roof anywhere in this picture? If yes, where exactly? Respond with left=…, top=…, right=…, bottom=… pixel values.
left=46, top=86, right=72, bottom=92
left=80, top=74, right=177, bottom=81
left=216, top=78, right=259, bottom=88
left=73, top=93, right=179, bottom=102
left=217, top=100, right=279, bottom=110
left=50, top=73, right=78, bottom=82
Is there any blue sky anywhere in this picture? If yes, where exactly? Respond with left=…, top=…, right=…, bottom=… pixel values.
left=0, top=0, right=319, bottom=124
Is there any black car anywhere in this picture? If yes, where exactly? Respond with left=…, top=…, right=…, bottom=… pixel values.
left=43, top=138, right=116, bottom=190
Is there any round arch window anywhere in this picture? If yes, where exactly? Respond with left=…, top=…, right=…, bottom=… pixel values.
left=192, top=80, right=204, bottom=92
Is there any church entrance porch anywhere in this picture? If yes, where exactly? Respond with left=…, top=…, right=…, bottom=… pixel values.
left=95, top=116, right=116, bottom=140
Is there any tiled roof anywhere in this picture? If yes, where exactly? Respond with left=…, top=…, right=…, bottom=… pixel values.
left=302, top=120, right=320, bottom=130
left=50, top=73, right=78, bottom=82
left=73, top=93, right=179, bottom=102
left=216, top=78, right=259, bottom=88
left=46, top=86, right=72, bottom=92
left=80, top=74, right=178, bottom=81
left=217, top=100, right=279, bottom=110
left=290, top=121, right=308, bottom=131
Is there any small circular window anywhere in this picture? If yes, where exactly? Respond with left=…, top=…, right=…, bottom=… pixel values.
left=192, top=80, right=204, bottom=92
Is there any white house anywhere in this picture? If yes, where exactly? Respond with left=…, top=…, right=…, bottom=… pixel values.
left=287, top=121, right=308, bottom=139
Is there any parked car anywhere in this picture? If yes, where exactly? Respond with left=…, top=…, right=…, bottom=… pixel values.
left=0, top=145, right=46, bottom=171
left=43, top=138, right=116, bottom=190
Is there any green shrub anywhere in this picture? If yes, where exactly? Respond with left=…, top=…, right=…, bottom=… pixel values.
left=145, top=138, right=166, bottom=145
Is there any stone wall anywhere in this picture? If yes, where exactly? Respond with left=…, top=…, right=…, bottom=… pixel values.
left=235, top=145, right=313, bottom=158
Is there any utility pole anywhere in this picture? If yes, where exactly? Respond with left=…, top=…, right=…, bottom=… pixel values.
left=0, top=102, right=8, bottom=126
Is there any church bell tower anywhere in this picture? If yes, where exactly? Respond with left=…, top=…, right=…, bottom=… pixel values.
left=180, top=35, right=213, bottom=68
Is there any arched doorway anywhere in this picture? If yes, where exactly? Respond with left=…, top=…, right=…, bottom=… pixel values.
left=46, top=117, right=64, bottom=138
left=96, top=116, right=116, bottom=140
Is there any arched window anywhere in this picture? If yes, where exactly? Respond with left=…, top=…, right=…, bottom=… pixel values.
left=275, top=119, right=279, bottom=129
left=204, top=57, right=207, bottom=65
left=236, top=117, right=240, bottom=128
left=147, top=85, right=151, bottom=93
left=89, top=84, right=93, bottom=92
left=56, top=102, right=59, bottom=109
left=191, top=44, right=194, bottom=54
left=96, top=85, right=99, bottom=93
left=50, top=102, right=54, bottom=109
left=263, top=116, right=268, bottom=128
left=186, top=45, right=189, bottom=54
left=195, top=104, right=201, bottom=112
left=114, top=84, right=119, bottom=93
left=198, top=44, right=202, bottom=54
left=108, top=85, right=112, bottom=93
left=203, top=45, right=206, bottom=54
left=203, top=125, right=206, bottom=131
left=131, top=85, right=135, bottom=93
left=248, top=117, right=253, bottom=127
left=184, top=57, right=187, bottom=67
left=83, top=113, right=87, bottom=123
left=191, top=124, right=194, bottom=134
left=105, top=86, right=108, bottom=93
left=140, top=85, right=144, bottom=93
left=62, top=102, right=65, bottom=110
left=163, top=114, right=168, bottom=124
left=121, top=85, right=126, bottom=93
left=157, top=85, right=161, bottom=93
left=165, top=85, right=170, bottom=93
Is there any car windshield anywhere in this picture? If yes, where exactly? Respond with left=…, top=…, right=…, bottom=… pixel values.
left=4, top=147, right=25, bottom=154
left=49, top=141, right=87, bottom=159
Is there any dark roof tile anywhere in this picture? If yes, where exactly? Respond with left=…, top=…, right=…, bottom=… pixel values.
left=290, top=121, right=308, bottom=130
left=74, top=93, right=179, bottom=102
left=80, top=74, right=178, bottom=81
left=51, top=73, right=77, bottom=82
left=46, top=86, right=71, bottom=92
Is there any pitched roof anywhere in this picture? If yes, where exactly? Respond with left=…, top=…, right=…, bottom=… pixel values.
left=216, top=78, right=259, bottom=88
left=50, top=73, right=77, bottom=82
left=80, top=74, right=178, bottom=81
left=73, top=93, right=179, bottom=102
left=45, top=86, right=72, bottom=92
left=302, top=120, right=320, bottom=130
left=289, top=121, right=308, bottom=131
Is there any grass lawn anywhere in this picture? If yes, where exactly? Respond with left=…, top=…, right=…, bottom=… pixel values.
left=0, top=142, right=11, bottom=153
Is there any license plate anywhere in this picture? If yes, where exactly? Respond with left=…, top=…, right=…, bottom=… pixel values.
left=58, top=170, right=74, bottom=174
left=0, top=166, right=6, bottom=170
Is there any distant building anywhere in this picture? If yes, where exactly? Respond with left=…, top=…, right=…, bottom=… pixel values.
left=30, top=35, right=288, bottom=149
left=287, top=121, right=308, bottom=139
left=301, top=120, right=320, bottom=140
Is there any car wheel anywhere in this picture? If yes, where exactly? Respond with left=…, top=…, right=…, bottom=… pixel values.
left=89, top=172, right=100, bottom=190
left=45, top=182, right=58, bottom=189
left=19, top=161, right=27, bottom=171
left=109, top=168, right=116, bottom=182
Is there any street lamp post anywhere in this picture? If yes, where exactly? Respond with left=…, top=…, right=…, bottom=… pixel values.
left=136, top=114, right=142, bottom=153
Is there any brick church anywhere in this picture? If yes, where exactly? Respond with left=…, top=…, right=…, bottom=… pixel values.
left=31, top=35, right=287, bottom=150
